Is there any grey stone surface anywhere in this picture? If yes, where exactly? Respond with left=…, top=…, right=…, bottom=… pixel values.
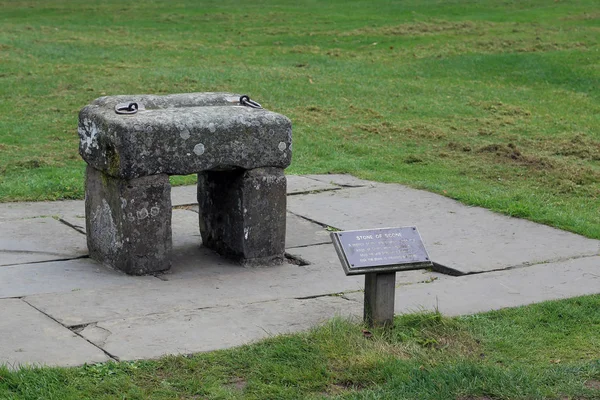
left=171, top=208, right=202, bottom=249
left=346, top=256, right=600, bottom=316
left=198, top=168, right=287, bottom=266
left=171, top=184, right=199, bottom=207
left=85, top=167, right=172, bottom=275
left=285, top=213, right=331, bottom=249
left=79, top=92, right=292, bottom=179
left=79, top=297, right=360, bottom=361
left=24, top=243, right=440, bottom=327
left=0, top=217, right=87, bottom=266
left=25, top=261, right=360, bottom=327
left=0, top=200, right=84, bottom=222
left=0, top=259, right=155, bottom=299
left=286, top=175, right=340, bottom=194
left=288, top=184, right=600, bottom=274
left=304, top=174, right=373, bottom=187
left=0, top=299, right=109, bottom=369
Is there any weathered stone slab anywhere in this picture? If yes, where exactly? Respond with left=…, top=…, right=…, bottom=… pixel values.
left=80, top=297, right=360, bottom=361
left=25, top=261, right=360, bottom=327
left=0, top=200, right=85, bottom=222
left=0, top=299, right=109, bottom=369
left=0, top=217, right=87, bottom=266
left=285, top=213, right=331, bottom=249
left=288, top=184, right=600, bottom=274
left=286, top=175, right=340, bottom=194
left=171, top=208, right=202, bottom=249
left=171, top=184, right=198, bottom=207
left=79, top=93, right=292, bottom=179
left=0, top=259, right=155, bottom=299
left=25, top=241, right=444, bottom=326
left=304, top=174, right=373, bottom=187
left=345, top=256, right=600, bottom=316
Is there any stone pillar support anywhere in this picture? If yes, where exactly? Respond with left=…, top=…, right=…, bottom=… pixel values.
left=85, top=166, right=172, bottom=275
left=197, top=167, right=287, bottom=266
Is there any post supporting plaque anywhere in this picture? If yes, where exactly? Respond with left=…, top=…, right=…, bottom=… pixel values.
left=364, top=271, right=396, bottom=327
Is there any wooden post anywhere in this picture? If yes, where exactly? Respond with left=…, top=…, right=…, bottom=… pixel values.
left=364, top=271, right=396, bottom=328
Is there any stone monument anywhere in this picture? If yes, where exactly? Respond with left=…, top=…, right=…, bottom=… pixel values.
left=78, top=93, right=292, bottom=275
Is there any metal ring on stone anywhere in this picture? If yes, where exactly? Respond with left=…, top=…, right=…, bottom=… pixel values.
left=115, top=102, right=140, bottom=114
left=239, top=95, right=262, bottom=109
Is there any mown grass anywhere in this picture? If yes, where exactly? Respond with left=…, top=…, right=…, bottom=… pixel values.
left=2, top=295, right=600, bottom=399
left=1, top=0, right=599, bottom=238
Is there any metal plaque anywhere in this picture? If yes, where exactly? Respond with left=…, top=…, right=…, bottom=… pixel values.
left=331, top=227, right=432, bottom=275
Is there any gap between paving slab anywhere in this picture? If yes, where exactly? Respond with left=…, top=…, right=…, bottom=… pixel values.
left=0, top=299, right=109, bottom=369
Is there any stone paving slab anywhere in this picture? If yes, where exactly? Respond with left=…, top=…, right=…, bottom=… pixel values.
left=24, top=242, right=440, bottom=327
left=171, top=184, right=199, bottom=207
left=171, top=208, right=202, bottom=249
left=345, top=256, right=600, bottom=316
left=24, top=261, right=363, bottom=327
left=304, top=174, right=373, bottom=187
left=0, top=200, right=84, bottom=222
left=285, top=213, right=331, bottom=249
left=79, top=296, right=361, bottom=361
left=287, top=184, right=600, bottom=274
left=0, top=217, right=88, bottom=266
left=0, top=258, right=156, bottom=299
left=0, top=299, right=109, bottom=369
left=286, top=175, right=340, bottom=194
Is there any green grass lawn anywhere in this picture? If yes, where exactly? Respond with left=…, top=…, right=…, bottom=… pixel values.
left=0, top=0, right=599, bottom=238
left=2, top=295, right=600, bottom=399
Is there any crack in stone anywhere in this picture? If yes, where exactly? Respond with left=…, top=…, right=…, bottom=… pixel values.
left=0, top=255, right=90, bottom=267
left=294, top=292, right=358, bottom=300
left=58, top=218, right=86, bottom=235
left=301, top=176, right=367, bottom=189
left=440, top=253, right=600, bottom=277
left=20, top=299, right=120, bottom=362
left=286, top=210, right=340, bottom=231
left=285, top=241, right=332, bottom=250
left=81, top=323, right=113, bottom=348
left=284, top=252, right=311, bottom=266
left=287, top=187, right=342, bottom=196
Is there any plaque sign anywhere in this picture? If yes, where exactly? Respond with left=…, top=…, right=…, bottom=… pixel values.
left=331, top=227, right=432, bottom=276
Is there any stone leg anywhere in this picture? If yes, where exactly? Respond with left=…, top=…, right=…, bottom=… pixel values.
left=197, top=167, right=286, bottom=266
left=85, top=166, right=172, bottom=275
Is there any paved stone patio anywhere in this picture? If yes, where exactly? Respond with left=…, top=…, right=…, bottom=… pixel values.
left=1, top=175, right=598, bottom=369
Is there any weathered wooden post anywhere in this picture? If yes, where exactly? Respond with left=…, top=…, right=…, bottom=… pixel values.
left=331, top=227, right=432, bottom=328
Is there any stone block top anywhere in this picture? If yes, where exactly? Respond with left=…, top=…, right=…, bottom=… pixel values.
left=78, top=93, right=292, bottom=179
